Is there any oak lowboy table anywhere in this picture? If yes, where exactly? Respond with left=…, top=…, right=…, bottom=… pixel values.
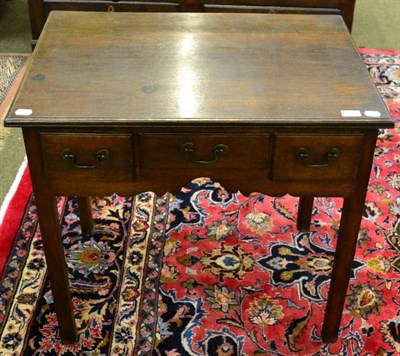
left=6, top=11, right=394, bottom=344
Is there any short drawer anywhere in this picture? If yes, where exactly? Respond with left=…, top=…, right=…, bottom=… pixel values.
left=40, top=133, right=134, bottom=181
left=44, top=1, right=180, bottom=15
left=203, top=0, right=342, bottom=14
left=204, top=4, right=339, bottom=15
left=139, top=134, right=269, bottom=169
left=271, top=134, right=364, bottom=181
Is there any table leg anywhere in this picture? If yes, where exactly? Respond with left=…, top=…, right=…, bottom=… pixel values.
left=297, top=196, right=314, bottom=231
left=320, top=130, right=378, bottom=342
left=321, top=194, right=366, bottom=343
left=77, top=196, right=94, bottom=235
left=34, top=193, right=77, bottom=344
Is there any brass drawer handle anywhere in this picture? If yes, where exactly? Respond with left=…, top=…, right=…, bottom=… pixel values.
left=296, top=147, right=340, bottom=168
left=181, top=142, right=229, bottom=164
left=61, top=149, right=110, bottom=169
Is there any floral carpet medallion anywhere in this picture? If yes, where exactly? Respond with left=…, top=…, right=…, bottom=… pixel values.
left=0, top=51, right=399, bottom=355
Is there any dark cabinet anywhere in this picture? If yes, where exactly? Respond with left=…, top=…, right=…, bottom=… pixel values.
left=28, top=0, right=356, bottom=47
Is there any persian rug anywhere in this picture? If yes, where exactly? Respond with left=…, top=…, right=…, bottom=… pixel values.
left=0, top=49, right=399, bottom=355
left=0, top=54, right=28, bottom=105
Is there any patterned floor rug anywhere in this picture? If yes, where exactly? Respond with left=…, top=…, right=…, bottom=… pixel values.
left=0, top=54, right=28, bottom=147
left=0, top=49, right=399, bottom=355
left=0, top=54, right=28, bottom=105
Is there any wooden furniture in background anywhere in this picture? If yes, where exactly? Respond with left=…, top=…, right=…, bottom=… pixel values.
left=27, top=0, right=357, bottom=47
left=6, top=11, right=393, bottom=345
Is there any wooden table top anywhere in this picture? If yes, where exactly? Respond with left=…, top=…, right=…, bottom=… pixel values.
left=7, top=11, right=393, bottom=128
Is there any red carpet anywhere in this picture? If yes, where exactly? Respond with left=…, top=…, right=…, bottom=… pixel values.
left=0, top=49, right=399, bottom=354
left=0, top=160, right=31, bottom=275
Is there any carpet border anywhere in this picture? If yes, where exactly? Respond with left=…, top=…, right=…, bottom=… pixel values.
left=358, top=48, right=400, bottom=55
left=0, top=160, right=31, bottom=275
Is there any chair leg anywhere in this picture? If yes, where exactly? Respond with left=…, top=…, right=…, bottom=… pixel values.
left=297, top=196, right=314, bottom=231
left=77, top=196, right=94, bottom=235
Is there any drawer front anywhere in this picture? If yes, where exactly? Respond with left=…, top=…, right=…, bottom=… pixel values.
left=271, top=134, right=364, bottom=181
left=139, top=134, right=269, bottom=169
left=40, top=133, right=134, bottom=181
left=204, top=5, right=339, bottom=15
left=203, top=0, right=342, bottom=14
left=44, top=1, right=180, bottom=14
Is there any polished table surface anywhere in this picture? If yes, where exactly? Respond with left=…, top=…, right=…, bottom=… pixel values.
left=6, top=11, right=394, bottom=345
left=9, top=12, right=389, bottom=125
